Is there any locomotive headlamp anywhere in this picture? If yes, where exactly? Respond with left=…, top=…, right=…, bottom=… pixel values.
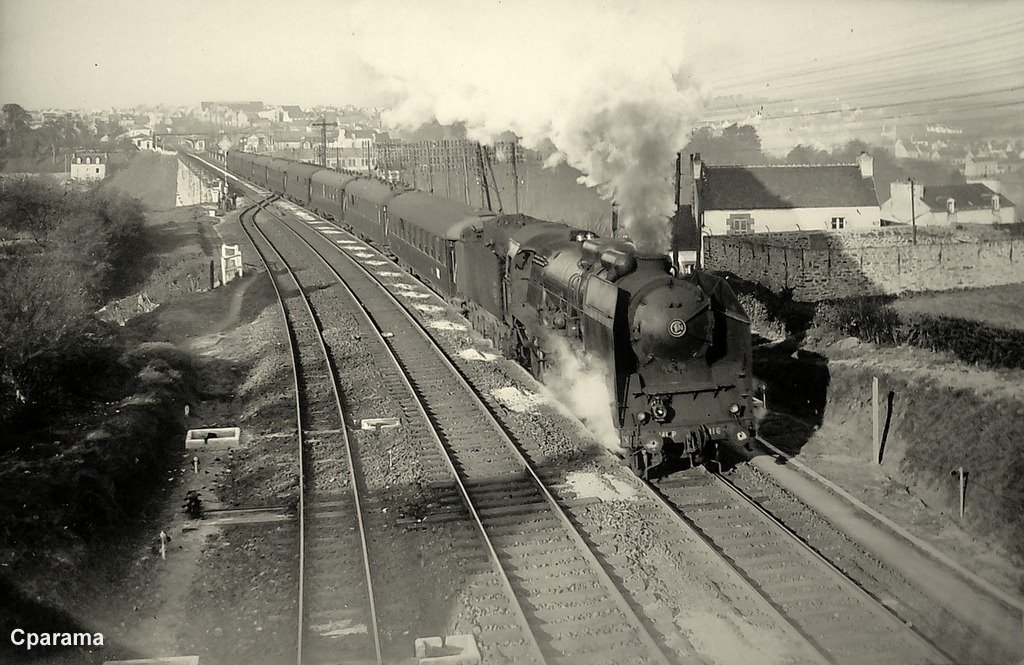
left=651, top=403, right=669, bottom=422
left=635, top=412, right=650, bottom=424
left=729, top=404, right=741, bottom=414
left=736, top=430, right=749, bottom=442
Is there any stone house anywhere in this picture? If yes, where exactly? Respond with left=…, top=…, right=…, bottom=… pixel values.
left=70, top=152, right=107, bottom=181
left=698, top=152, right=881, bottom=235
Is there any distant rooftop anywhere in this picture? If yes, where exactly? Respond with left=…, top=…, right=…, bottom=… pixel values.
left=922, top=183, right=1015, bottom=210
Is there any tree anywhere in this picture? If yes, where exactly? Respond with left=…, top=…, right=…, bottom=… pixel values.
left=1, top=103, right=32, bottom=156
left=2, top=103, right=30, bottom=133
left=683, top=124, right=767, bottom=166
left=785, top=144, right=831, bottom=165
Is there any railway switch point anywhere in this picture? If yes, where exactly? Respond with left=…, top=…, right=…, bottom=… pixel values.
left=414, top=635, right=481, bottom=665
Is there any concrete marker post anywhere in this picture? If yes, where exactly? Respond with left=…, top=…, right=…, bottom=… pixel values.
left=952, top=466, right=967, bottom=522
left=871, top=376, right=881, bottom=464
left=193, top=456, right=199, bottom=474
left=159, top=531, right=167, bottom=560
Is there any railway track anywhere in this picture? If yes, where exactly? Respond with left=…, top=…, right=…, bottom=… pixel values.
left=238, top=201, right=383, bottom=665
left=256, top=198, right=952, bottom=665
left=647, top=466, right=951, bottom=665
left=249, top=201, right=675, bottom=664
left=189, top=154, right=1019, bottom=664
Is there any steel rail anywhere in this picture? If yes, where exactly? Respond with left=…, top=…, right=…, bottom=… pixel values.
left=254, top=203, right=547, bottom=663
left=709, top=468, right=952, bottom=663
left=238, top=200, right=308, bottom=663
left=260, top=201, right=675, bottom=665
left=266, top=202, right=940, bottom=664
left=238, top=199, right=383, bottom=665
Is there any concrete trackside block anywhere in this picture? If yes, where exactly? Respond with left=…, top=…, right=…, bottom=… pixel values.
left=185, top=426, right=241, bottom=450
left=360, top=418, right=400, bottom=430
left=414, top=635, right=480, bottom=665
left=104, top=657, right=200, bottom=665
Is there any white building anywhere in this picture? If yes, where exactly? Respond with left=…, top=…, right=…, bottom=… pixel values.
left=880, top=182, right=1017, bottom=226
left=698, top=152, right=881, bottom=235
left=70, top=152, right=107, bottom=181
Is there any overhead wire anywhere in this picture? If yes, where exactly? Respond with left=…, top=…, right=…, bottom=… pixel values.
left=701, top=5, right=969, bottom=87
left=711, top=17, right=1024, bottom=91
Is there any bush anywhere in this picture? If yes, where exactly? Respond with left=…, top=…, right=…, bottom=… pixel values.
left=0, top=178, right=150, bottom=420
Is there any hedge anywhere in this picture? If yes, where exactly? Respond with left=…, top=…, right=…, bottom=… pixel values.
left=813, top=298, right=1024, bottom=371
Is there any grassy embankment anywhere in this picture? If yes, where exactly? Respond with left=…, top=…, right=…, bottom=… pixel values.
left=892, top=283, right=1024, bottom=332
left=735, top=279, right=1024, bottom=565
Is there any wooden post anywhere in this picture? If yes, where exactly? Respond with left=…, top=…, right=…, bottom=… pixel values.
left=872, top=376, right=881, bottom=464
left=159, top=530, right=167, bottom=560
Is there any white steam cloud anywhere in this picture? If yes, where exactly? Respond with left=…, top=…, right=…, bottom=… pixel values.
left=346, top=0, right=705, bottom=252
left=538, top=335, right=620, bottom=452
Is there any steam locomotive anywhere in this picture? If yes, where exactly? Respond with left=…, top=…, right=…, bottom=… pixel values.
left=226, top=150, right=756, bottom=477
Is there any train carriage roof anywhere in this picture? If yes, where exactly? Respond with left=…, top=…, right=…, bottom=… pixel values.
left=284, top=161, right=324, bottom=178
left=249, top=154, right=272, bottom=166
left=346, top=178, right=398, bottom=205
left=509, top=219, right=583, bottom=250
left=389, top=191, right=496, bottom=240
left=266, top=157, right=291, bottom=171
left=312, top=170, right=358, bottom=190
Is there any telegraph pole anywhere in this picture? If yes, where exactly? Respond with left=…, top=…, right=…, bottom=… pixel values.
left=692, top=152, right=703, bottom=269
left=476, top=143, right=492, bottom=211
left=673, top=152, right=682, bottom=270
left=910, top=178, right=917, bottom=245
left=312, top=117, right=337, bottom=168
left=461, top=142, right=471, bottom=205
left=484, top=144, right=503, bottom=213
left=511, top=141, right=521, bottom=214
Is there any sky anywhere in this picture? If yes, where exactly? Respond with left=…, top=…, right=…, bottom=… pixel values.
left=1, top=0, right=1017, bottom=111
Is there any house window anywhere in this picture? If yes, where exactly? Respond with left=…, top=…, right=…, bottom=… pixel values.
left=830, top=216, right=846, bottom=230
left=727, top=213, right=753, bottom=235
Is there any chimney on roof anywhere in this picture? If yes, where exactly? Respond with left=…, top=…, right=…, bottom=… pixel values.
left=947, top=197, right=956, bottom=214
left=992, top=194, right=1000, bottom=212
left=858, top=151, right=873, bottom=179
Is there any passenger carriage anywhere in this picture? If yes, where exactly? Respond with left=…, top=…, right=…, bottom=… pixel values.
left=385, top=191, right=495, bottom=297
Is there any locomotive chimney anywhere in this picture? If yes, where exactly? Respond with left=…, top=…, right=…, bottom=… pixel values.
left=634, top=253, right=672, bottom=274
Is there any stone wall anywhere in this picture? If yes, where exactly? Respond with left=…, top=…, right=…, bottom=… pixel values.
left=176, top=157, right=223, bottom=207
left=705, top=228, right=1024, bottom=301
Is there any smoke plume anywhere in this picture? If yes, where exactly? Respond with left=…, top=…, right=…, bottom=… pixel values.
left=346, top=0, right=705, bottom=252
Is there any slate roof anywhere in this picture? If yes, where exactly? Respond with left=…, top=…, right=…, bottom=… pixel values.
left=922, top=183, right=1014, bottom=211
left=701, top=165, right=880, bottom=210
left=282, top=105, right=307, bottom=119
